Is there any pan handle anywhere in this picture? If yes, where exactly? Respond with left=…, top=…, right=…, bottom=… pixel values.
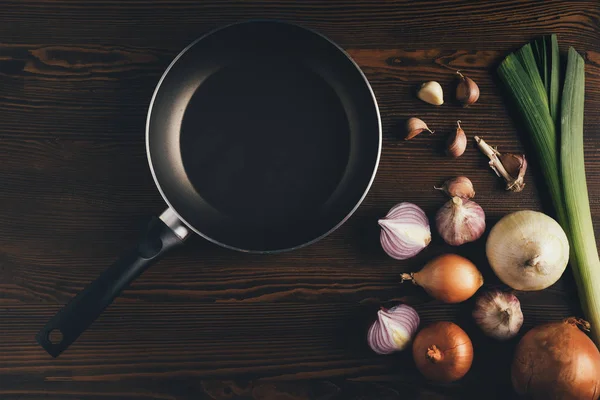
left=36, top=208, right=190, bottom=357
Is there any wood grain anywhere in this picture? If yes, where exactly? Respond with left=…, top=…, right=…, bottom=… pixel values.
left=0, top=0, right=599, bottom=398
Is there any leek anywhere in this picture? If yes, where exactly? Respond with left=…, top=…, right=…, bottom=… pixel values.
left=497, top=49, right=567, bottom=227
left=560, top=48, right=600, bottom=344
left=498, top=38, right=600, bottom=346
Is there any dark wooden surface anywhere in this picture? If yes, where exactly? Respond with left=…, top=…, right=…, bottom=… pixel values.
left=1, top=0, right=600, bottom=399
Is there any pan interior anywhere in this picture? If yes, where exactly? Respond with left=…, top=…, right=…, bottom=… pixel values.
left=180, top=57, right=350, bottom=224
left=147, top=22, right=380, bottom=251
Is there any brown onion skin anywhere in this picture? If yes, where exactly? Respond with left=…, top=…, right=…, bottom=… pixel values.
left=412, top=321, right=473, bottom=382
left=412, top=254, right=483, bottom=303
left=511, top=319, right=600, bottom=400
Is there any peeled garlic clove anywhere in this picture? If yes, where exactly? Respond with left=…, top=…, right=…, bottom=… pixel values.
left=486, top=210, right=569, bottom=291
left=405, top=117, right=434, bottom=140
left=446, top=121, right=467, bottom=158
left=472, top=290, right=523, bottom=340
left=379, top=202, right=431, bottom=260
left=434, top=176, right=475, bottom=199
left=435, top=197, right=485, bottom=246
left=367, top=304, right=420, bottom=354
left=417, top=81, right=444, bottom=106
left=456, top=71, right=480, bottom=107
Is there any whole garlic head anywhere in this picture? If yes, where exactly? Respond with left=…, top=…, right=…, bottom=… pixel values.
left=435, top=197, right=485, bottom=246
left=472, top=290, right=523, bottom=340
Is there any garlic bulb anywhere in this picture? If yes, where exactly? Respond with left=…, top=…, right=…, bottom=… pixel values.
left=436, top=197, right=485, bottom=246
left=379, top=202, right=431, bottom=260
left=486, top=210, right=569, bottom=291
left=417, top=81, right=444, bottom=105
left=472, top=290, right=523, bottom=340
left=368, top=304, right=420, bottom=354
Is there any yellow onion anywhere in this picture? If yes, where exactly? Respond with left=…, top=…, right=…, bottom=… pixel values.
left=401, top=254, right=483, bottom=303
left=412, top=321, right=473, bottom=382
left=512, top=318, right=600, bottom=399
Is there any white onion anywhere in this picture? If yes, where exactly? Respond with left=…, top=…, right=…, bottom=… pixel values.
left=486, top=210, right=569, bottom=291
left=379, top=203, right=431, bottom=260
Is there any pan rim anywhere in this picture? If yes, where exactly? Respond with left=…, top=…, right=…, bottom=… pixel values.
left=145, top=20, right=382, bottom=254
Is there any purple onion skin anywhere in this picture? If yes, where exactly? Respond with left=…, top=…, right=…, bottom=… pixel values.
left=379, top=202, right=431, bottom=260
left=368, top=304, right=420, bottom=355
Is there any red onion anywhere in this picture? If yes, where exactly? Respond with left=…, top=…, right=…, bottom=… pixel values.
left=379, top=203, right=431, bottom=260
left=367, top=304, right=420, bottom=354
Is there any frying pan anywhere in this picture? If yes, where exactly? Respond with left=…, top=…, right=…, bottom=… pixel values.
left=36, top=21, right=381, bottom=357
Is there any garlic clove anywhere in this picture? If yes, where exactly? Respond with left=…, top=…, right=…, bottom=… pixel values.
left=434, top=176, right=475, bottom=199
left=405, top=117, right=434, bottom=140
left=472, top=290, right=523, bottom=340
left=475, top=136, right=527, bottom=192
left=368, top=304, right=420, bottom=354
left=379, top=202, right=431, bottom=260
left=435, top=196, right=485, bottom=246
left=446, top=120, right=467, bottom=158
left=417, top=81, right=444, bottom=106
left=500, top=153, right=528, bottom=191
left=456, top=71, right=480, bottom=107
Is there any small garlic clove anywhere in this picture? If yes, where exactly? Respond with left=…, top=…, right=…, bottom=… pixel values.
left=379, top=202, right=431, bottom=260
left=456, top=71, right=480, bottom=107
left=417, top=81, right=444, bottom=106
left=475, top=136, right=527, bottom=192
left=446, top=120, right=467, bottom=158
left=405, top=117, right=434, bottom=140
left=367, top=304, right=420, bottom=354
left=472, top=290, right=523, bottom=340
left=434, top=176, right=475, bottom=199
left=500, top=153, right=528, bottom=192
left=435, top=196, right=485, bottom=246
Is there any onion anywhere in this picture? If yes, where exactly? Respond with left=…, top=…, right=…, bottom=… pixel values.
left=379, top=202, right=431, bottom=260
left=511, top=318, right=600, bottom=399
left=367, top=304, right=420, bottom=354
left=486, top=210, right=569, bottom=291
left=412, top=321, right=473, bottom=382
left=401, top=254, right=483, bottom=303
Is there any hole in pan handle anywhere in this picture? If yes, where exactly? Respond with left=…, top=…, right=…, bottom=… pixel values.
left=35, top=209, right=189, bottom=357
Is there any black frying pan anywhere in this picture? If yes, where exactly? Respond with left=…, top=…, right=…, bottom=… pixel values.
left=37, top=21, right=381, bottom=357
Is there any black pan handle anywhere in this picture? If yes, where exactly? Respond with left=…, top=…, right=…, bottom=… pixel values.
left=36, top=209, right=189, bottom=357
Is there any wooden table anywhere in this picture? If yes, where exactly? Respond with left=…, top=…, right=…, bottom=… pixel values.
left=1, top=1, right=599, bottom=398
